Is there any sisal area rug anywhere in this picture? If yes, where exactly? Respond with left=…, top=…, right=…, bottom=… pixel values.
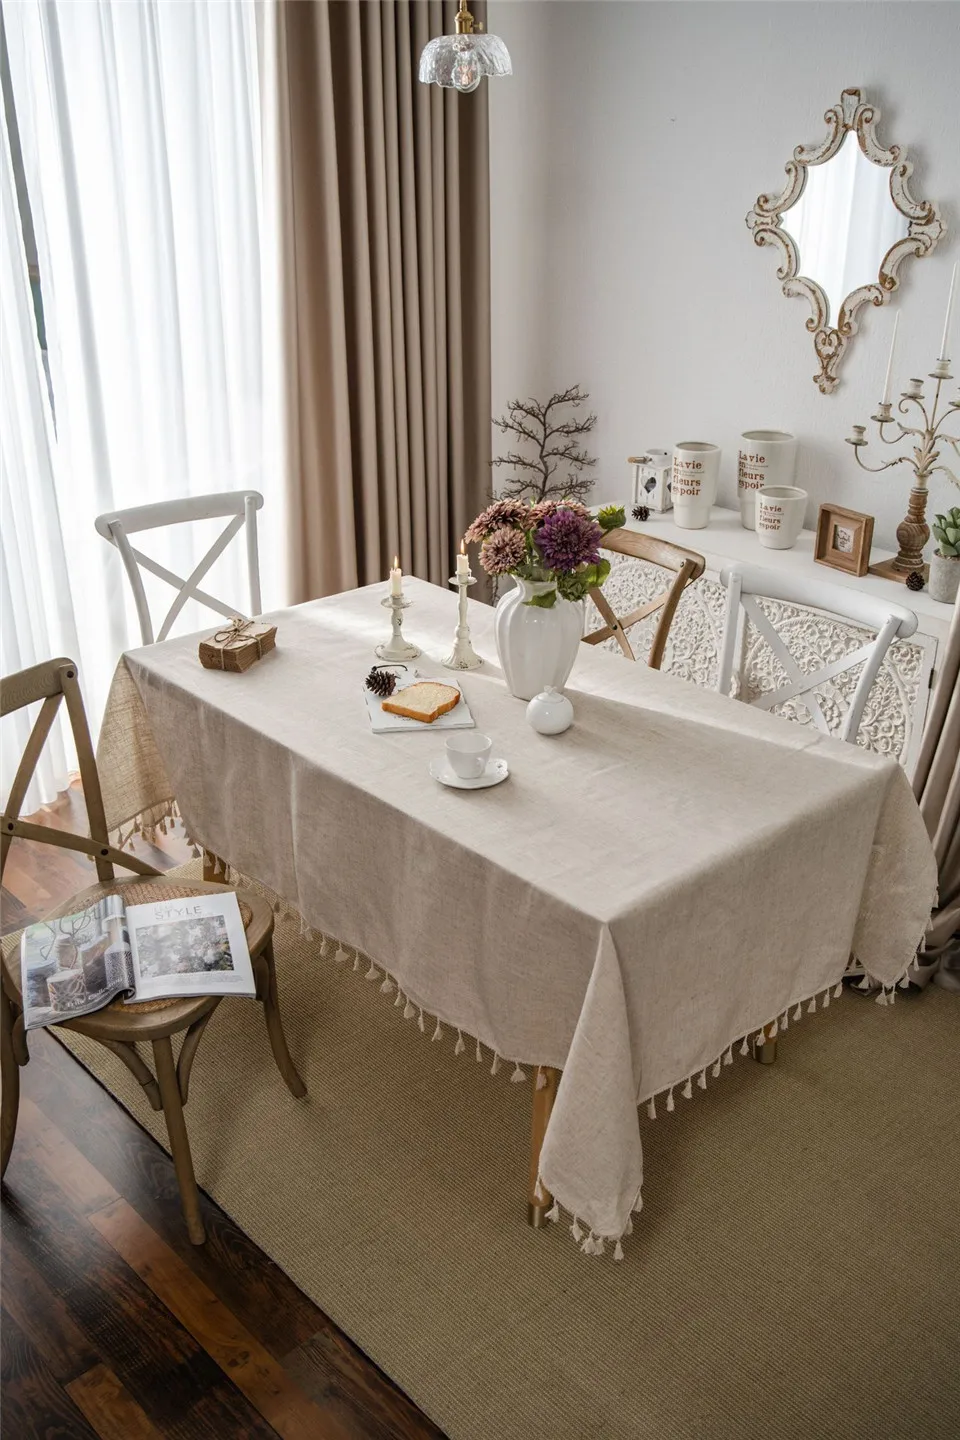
left=60, top=863, right=960, bottom=1440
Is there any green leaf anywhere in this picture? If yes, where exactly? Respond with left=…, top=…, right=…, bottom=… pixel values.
left=525, top=588, right=557, bottom=608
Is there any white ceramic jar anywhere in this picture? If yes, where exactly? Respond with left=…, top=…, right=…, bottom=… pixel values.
left=525, top=686, right=574, bottom=734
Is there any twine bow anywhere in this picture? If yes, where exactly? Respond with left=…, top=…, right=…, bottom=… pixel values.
left=212, top=616, right=255, bottom=647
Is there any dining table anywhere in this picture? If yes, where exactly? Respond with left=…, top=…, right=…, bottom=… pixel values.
left=96, top=576, right=937, bottom=1255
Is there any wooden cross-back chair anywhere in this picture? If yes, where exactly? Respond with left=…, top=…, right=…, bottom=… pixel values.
left=1, top=657, right=304, bottom=1244
left=95, top=490, right=263, bottom=646
left=582, top=528, right=706, bottom=668
left=717, top=562, right=918, bottom=744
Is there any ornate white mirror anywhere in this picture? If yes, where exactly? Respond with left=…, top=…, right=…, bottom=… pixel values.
left=746, top=89, right=944, bottom=393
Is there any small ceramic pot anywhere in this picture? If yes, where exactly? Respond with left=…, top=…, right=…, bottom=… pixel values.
left=525, top=686, right=574, bottom=735
left=928, top=553, right=960, bottom=604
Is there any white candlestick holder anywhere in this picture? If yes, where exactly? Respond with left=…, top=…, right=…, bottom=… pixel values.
left=376, top=593, right=420, bottom=662
left=442, top=574, right=482, bottom=671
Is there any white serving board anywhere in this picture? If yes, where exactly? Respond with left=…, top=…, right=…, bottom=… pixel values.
left=362, top=675, right=476, bottom=733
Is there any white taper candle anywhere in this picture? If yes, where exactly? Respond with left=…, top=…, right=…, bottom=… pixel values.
left=939, top=261, right=958, bottom=362
left=882, top=311, right=899, bottom=405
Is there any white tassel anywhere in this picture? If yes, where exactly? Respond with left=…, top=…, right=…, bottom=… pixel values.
left=875, top=989, right=889, bottom=1007
left=723, top=1048, right=733, bottom=1066
left=403, top=1001, right=415, bottom=1020
left=769, top=1018, right=779, bottom=1038
left=807, top=998, right=817, bottom=1014
left=697, top=1069, right=707, bottom=1090
left=711, top=1059, right=722, bottom=1078
left=780, top=1011, right=789, bottom=1031
left=352, top=951, right=360, bottom=972
left=365, top=961, right=378, bottom=981
left=792, top=1004, right=802, bottom=1021
left=432, top=1020, right=443, bottom=1042
left=534, top=1176, right=546, bottom=1202
left=739, top=1037, right=750, bottom=1056
left=546, top=1200, right=560, bottom=1223
left=822, top=989, right=831, bottom=1009
left=536, top=1068, right=548, bottom=1090
left=582, top=1234, right=596, bottom=1256
left=454, top=1030, right=465, bottom=1055
left=490, top=1052, right=501, bottom=1075
left=593, top=1236, right=605, bottom=1257
left=682, top=1078, right=693, bottom=1100
left=624, top=1215, right=634, bottom=1236
left=856, top=976, right=873, bottom=992
left=646, top=1097, right=656, bottom=1120
left=475, top=1039, right=483, bottom=1063
left=614, top=1240, right=625, bottom=1261
left=510, top=1062, right=526, bottom=1083
left=665, top=1088, right=675, bottom=1112
left=833, top=982, right=843, bottom=998
left=320, top=936, right=338, bottom=960
left=380, top=977, right=394, bottom=995
left=394, top=991, right=404, bottom=1008
left=570, top=1218, right=584, bottom=1243
left=417, top=1009, right=426, bottom=1033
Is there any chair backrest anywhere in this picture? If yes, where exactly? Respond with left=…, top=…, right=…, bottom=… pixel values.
left=717, top=561, right=918, bottom=744
left=95, top=491, right=264, bottom=646
left=1, top=659, right=158, bottom=886
left=582, top=529, right=706, bottom=669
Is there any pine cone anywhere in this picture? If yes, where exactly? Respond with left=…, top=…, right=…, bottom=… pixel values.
left=365, top=665, right=401, bottom=697
left=905, top=570, right=925, bottom=592
left=632, top=504, right=650, bottom=523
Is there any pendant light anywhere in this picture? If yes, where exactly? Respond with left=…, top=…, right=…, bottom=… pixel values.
left=418, top=1, right=512, bottom=94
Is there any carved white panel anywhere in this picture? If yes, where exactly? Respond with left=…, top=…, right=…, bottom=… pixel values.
left=584, top=554, right=933, bottom=770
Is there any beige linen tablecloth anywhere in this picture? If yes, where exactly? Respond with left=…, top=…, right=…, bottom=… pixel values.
left=97, top=578, right=937, bottom=1250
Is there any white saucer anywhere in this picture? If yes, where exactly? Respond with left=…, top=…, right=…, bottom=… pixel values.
left=429, top=755, right=509, bottom=790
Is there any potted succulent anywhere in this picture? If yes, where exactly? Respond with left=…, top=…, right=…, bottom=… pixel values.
left=929, top=507, right=960, bottom=604
left=465, top=499, right=625, bottom=699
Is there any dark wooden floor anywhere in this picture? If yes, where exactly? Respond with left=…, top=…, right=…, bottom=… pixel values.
left=1, top=783, right=445, bottom=1440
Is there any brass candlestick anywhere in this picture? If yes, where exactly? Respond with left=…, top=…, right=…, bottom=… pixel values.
left=846, top=358, right=959, bottom=583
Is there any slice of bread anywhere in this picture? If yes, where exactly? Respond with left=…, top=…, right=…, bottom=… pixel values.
left=382, top=680, right=461, bottom=723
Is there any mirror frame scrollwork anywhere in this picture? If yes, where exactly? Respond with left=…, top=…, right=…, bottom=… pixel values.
left=746, top=88, right=945, bottom=394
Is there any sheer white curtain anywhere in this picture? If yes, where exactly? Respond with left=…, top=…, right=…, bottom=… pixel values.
left=2, top=0, right=283, bottom=804
left=0, top=92, right=79, bottom=811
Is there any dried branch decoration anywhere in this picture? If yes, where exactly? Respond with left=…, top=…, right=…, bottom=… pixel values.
left=491, top=385, right=598, bottom=504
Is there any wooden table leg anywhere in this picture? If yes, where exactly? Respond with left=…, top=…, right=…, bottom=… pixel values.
left=752, top=1023, right=778, bottom=1065
left=528, top=1066, right=559, bottom=1228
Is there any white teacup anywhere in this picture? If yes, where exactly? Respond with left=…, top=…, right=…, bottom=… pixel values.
left=671, top=442, right=720, bottom=530
left=445, top=732, right=492, bottom=779
left=756, top=486, right=808, bottom=550
left=738, top=431, right=798, bottom=530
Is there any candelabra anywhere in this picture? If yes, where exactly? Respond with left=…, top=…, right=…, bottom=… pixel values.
left=846, top=356, right=959, bottom=582
left=376, top=593, right=420, bottom=662
left=442, top=573, right=482, bottom=670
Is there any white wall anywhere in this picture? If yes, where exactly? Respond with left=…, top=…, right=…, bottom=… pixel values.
left=489, top=0, right=960, bottom=548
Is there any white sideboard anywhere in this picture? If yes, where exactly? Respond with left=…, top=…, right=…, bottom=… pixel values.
left=584, top=506, right=954, bottom=776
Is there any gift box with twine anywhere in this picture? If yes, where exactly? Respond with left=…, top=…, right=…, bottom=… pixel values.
left=198, top=616, right=277, bottom=673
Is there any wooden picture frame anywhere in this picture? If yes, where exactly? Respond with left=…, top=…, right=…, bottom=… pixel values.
left=814, top=504, right=874, bottom=577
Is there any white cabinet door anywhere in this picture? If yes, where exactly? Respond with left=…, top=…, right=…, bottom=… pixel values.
left=584, top=554, right=937, bottom=774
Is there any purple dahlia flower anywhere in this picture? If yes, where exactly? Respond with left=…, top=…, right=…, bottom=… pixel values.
left=534, top=508, right=603, bottom=573
left=479, top=525, right=527, bottom=576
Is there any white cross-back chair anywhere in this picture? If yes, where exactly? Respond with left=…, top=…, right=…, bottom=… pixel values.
left=717, top=562, right=918, bottom=745
left=95, top=491, right=263, bottom=646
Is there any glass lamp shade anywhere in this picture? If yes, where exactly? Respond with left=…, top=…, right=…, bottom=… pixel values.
left=418, top=32, right=512, bottom=92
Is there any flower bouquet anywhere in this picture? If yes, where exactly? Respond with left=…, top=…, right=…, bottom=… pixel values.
left=464, top=499, right=626, bottom=700
left=464, top=499, right=625, bottom=607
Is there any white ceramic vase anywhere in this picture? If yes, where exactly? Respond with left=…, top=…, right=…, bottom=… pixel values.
left=928, top=553, right=960, bottom=605
left=494, top=579, right=583, bottom=701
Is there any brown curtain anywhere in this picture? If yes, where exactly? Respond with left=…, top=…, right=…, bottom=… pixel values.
left=914, top=596, right=960, bottom=975
left=275, top=0, right=491, bottom=600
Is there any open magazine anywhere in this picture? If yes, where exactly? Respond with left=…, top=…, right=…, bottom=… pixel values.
left=20, top=890, right=255, bottom=1031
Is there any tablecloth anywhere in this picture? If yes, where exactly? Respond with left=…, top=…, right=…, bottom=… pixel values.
left=97, top=578, right=937, bottom=1250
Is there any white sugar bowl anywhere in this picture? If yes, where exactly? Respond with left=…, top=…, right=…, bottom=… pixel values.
left=525, top=686, right=573, bottom=735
